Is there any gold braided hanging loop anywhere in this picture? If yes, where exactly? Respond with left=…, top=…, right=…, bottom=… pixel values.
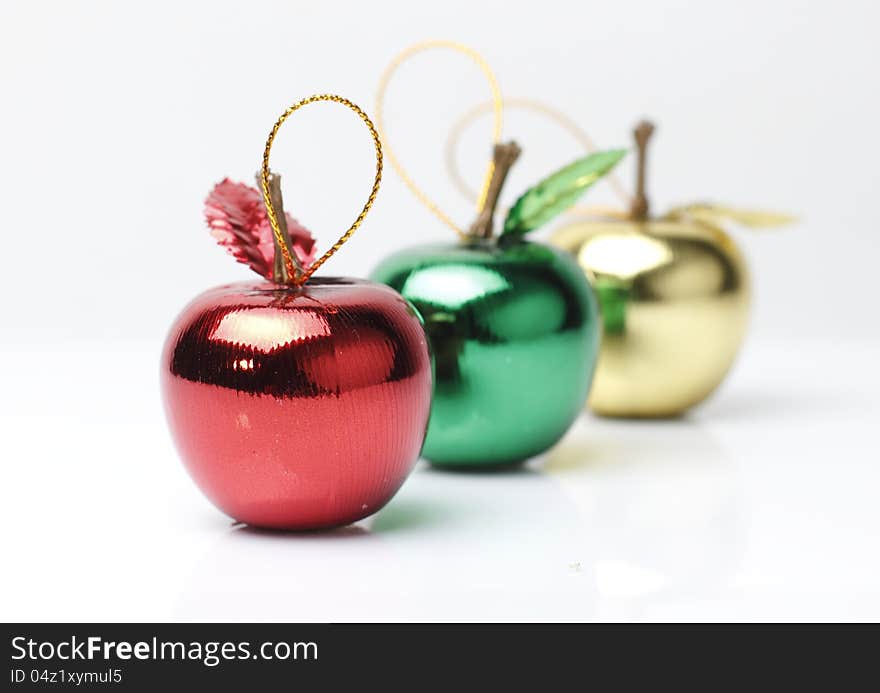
left=261, top=94, right=383, bottom=286
left=444, top=97, right=634, bottom=219
left=375, top=40, right=503, bottom=239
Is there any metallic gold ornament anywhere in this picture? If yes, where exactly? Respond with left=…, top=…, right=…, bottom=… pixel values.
left=445, top=105, right=792, bottom=418
left=550, top=121, right=763, bottom=417
left=552, top=218, right=749, bottom=417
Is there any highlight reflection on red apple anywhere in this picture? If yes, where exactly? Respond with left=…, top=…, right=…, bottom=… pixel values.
left=161, top=278, right=432, bottom=530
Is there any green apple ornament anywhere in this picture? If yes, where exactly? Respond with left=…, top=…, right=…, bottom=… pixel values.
left=372, top=41, right=625, bottom=466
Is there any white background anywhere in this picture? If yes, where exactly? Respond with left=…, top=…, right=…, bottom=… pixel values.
left=1, top=0, right=878, bottom=621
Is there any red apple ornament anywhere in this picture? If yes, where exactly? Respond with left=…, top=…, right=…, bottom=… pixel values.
left=161, top=95, right=432, bottom=530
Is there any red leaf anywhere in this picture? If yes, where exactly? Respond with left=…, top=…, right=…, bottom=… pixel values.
left=204, top=179, right=316, bottom=280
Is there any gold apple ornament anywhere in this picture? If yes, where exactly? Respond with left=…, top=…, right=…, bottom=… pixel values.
left=551, top=121, right=793, bottom=417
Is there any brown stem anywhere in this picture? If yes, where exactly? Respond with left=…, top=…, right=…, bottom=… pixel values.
left=256, top=171, right=303, bottom=283
left=467, top=141, right=522, bottom=239
left=629, top=120, right=655, bottom=221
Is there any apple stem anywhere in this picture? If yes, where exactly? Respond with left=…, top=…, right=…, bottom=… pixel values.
left=630, top=120, right=655, bottom=221
left=468, top=141, right=522, bottom=239
left=256, top=171, right=303, bottom=283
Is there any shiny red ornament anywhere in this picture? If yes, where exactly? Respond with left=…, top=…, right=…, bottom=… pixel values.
left=161, top=279, right=432, bottom=530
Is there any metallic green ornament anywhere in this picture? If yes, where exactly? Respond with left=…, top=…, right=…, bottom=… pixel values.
left=371, top=137, right=622, bottom=466
left=370, top=239, right=600, bottom=466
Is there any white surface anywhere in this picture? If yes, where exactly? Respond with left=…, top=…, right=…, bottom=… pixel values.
left=1, top=338, right=878, bottom=622
left=2, top=0, right=879, bottom=622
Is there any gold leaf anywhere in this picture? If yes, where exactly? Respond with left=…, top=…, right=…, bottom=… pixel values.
left=666, top=203, right=796, bottom=229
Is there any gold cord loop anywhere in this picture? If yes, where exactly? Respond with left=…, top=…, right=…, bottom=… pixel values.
left=444, top=97, right=633, bottom=217
left=261, top=94, right=383, bottom=286
left=375, top=40, right=503, bottom=239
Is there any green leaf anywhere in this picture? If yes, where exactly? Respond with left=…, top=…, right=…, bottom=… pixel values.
left=502, top=149, right=627, bottom=236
